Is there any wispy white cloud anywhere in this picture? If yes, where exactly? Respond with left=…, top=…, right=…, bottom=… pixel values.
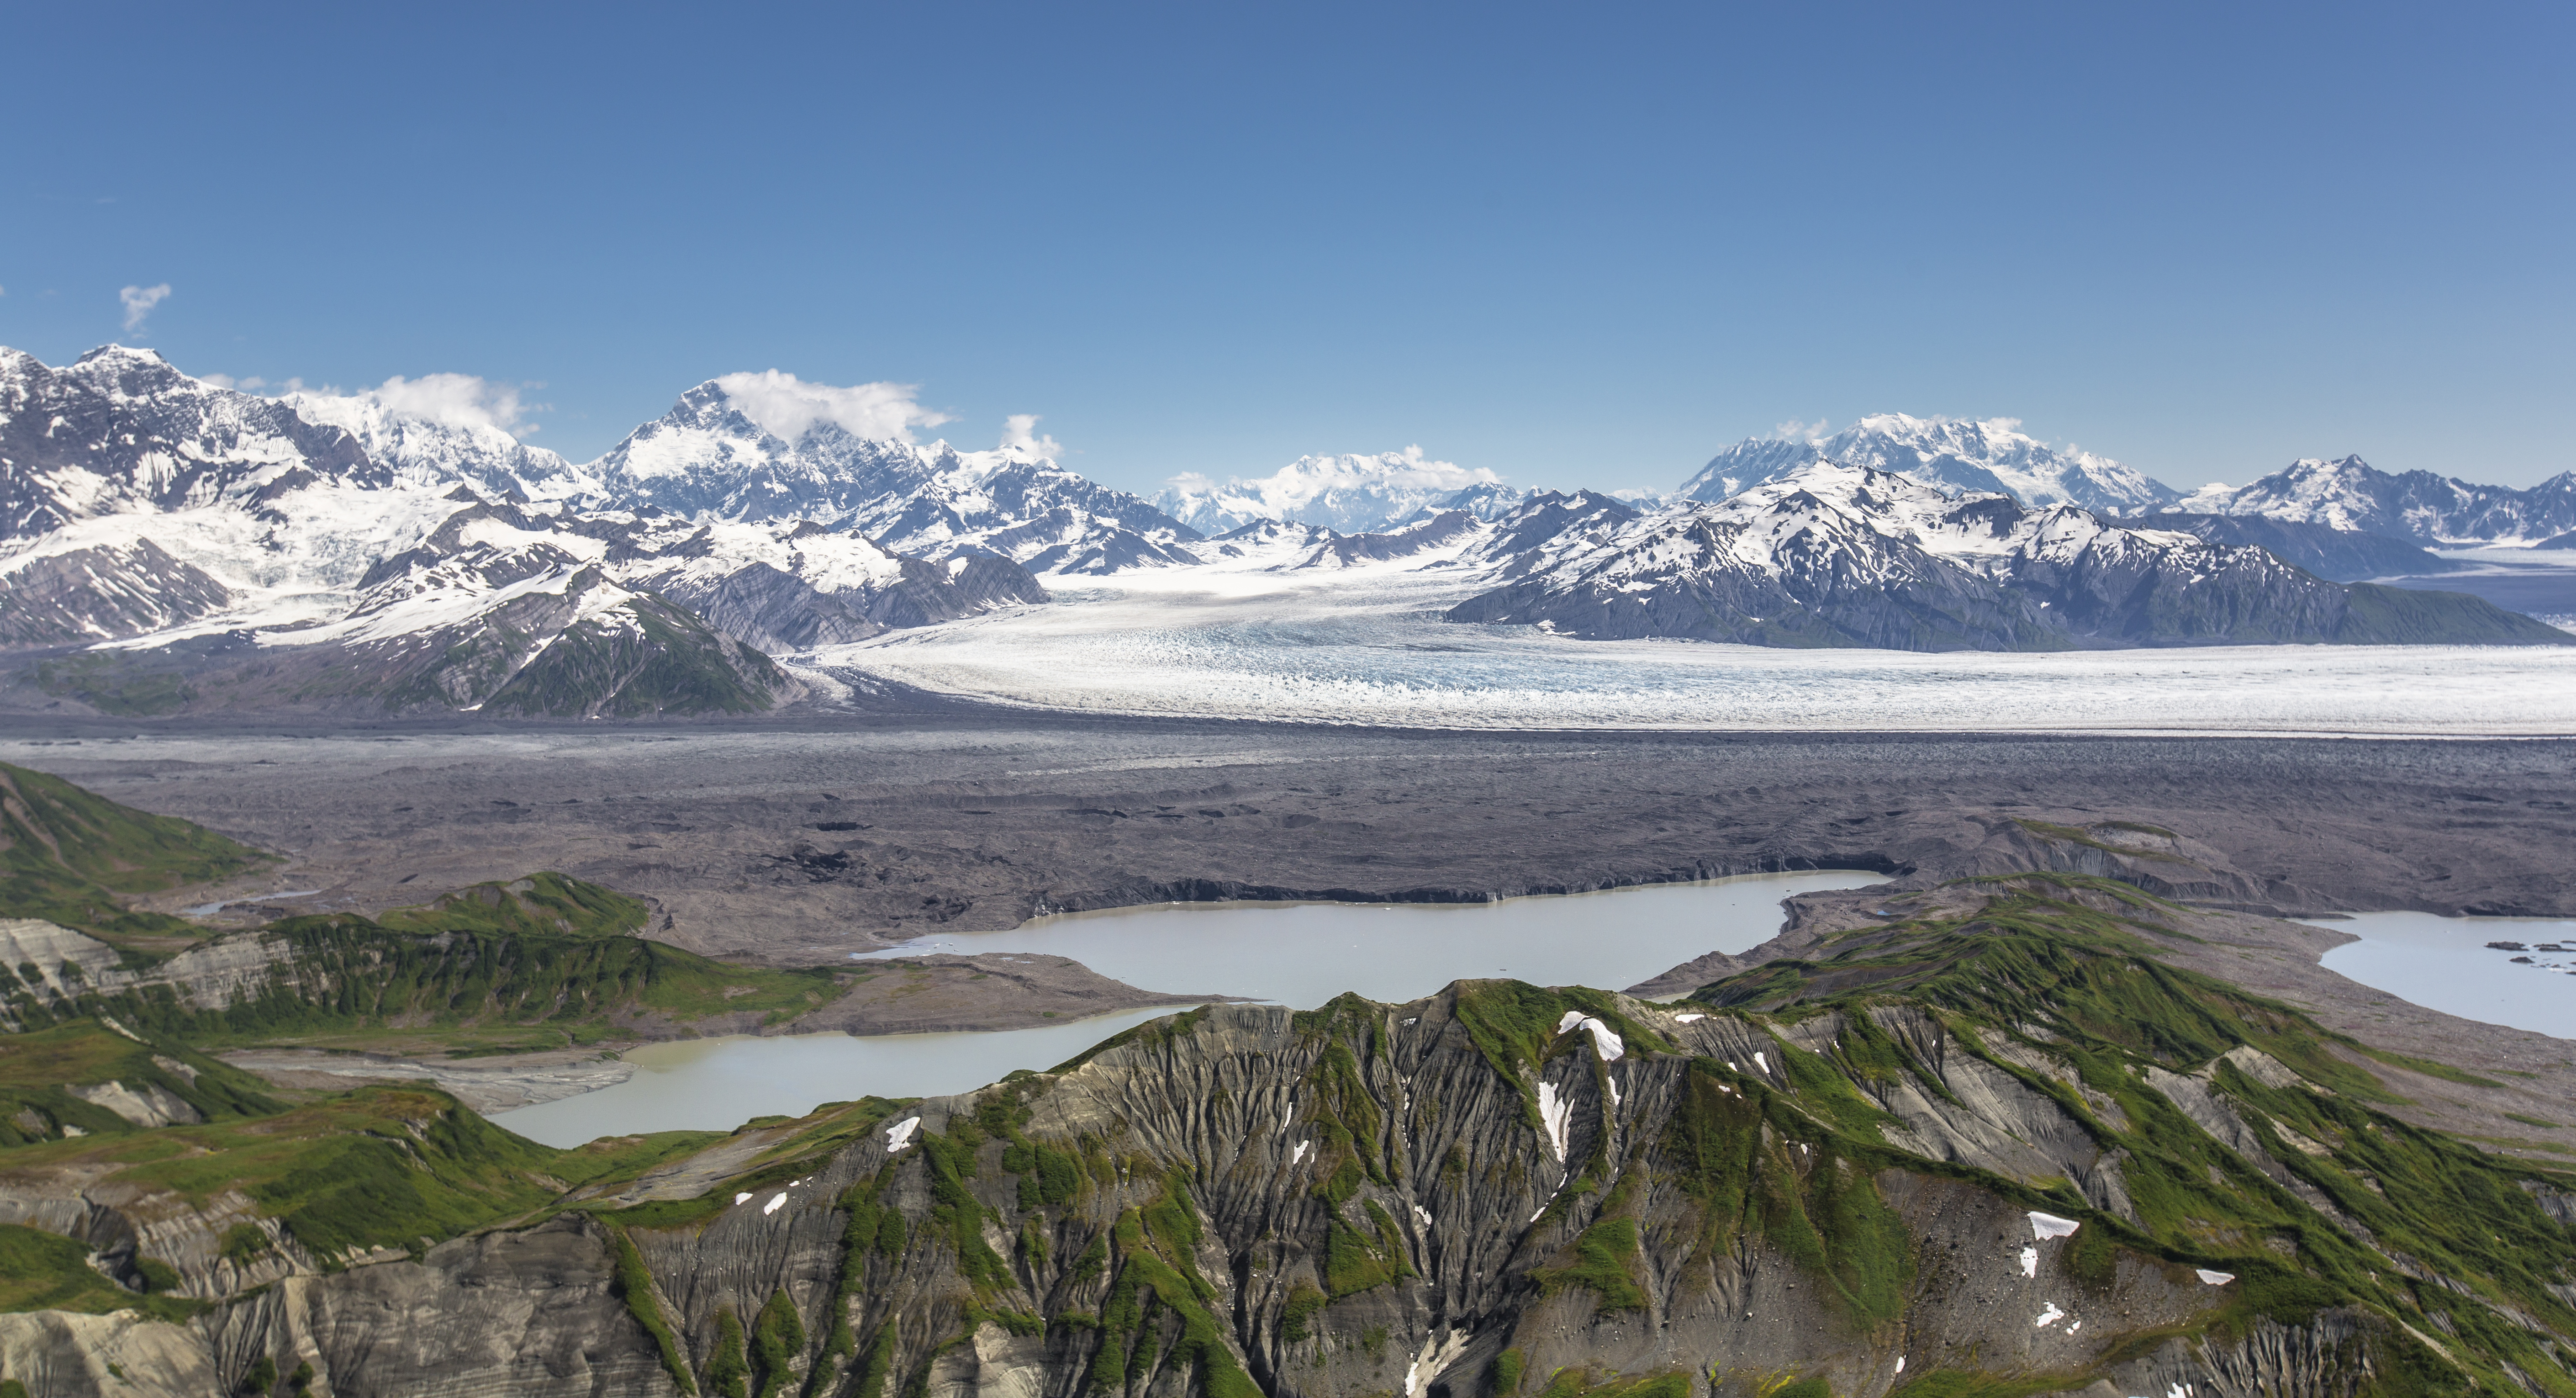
left=119, top=283, right=171, bottom=333
left=1772, top=416, right=1832, bottom=443
left=1161, top=446, right=1498, bottom=519
left=711, top=370, right=952, bottom=444
left=998, top=413, right=1063, bottom=459
left=359, top=372, right=546, bottom=436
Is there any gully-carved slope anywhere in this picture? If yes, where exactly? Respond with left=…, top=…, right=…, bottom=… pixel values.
left=5, top=880, right=2569, bottom=1398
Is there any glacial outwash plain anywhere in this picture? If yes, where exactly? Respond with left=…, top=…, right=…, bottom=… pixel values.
left=2, top=350, right=2576, bottom=1398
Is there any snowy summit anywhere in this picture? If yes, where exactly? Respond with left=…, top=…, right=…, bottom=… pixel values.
left=1157, top=448, right=1507, bottom=535
left=1683, top=414, right=2182, bottom=515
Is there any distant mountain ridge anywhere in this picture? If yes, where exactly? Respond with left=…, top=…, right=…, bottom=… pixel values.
left=1157, top=448, right=1504, bottom=534
left=1684, top=414, right=2183, bottom=514
left=539, top=378, right=1206, bottom=574
left=1452, top=462, right=2562, bottom=651
left=3, top=345, right=2564, bottom=712
left=0, top=349, right=1068, bottom=717
left=2170, top=454, right=2576, bottom=545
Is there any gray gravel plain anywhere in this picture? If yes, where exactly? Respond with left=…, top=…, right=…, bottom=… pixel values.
left=8, top=708, right=2570, bottom=966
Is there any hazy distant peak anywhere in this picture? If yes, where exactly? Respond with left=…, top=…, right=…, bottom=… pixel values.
left=1157, top=447, right=1502, bottom=534
left=1684, top=413, right=2181, bottom=514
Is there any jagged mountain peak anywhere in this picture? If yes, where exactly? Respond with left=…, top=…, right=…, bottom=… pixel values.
left=2174, top=454, right=2576, bottom=544
left=0, top=344, right=394, bottom=545
left=586, top=376, right=1195, bottom=575
left=1450, top=456, right=2564, bottom=650
left=1685, top=414, right=2181, bottom=514
left=283, top=384, right=590, bottom=503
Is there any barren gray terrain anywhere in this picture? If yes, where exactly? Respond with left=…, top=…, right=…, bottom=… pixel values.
left=9, top=706, right=2571, bottom=968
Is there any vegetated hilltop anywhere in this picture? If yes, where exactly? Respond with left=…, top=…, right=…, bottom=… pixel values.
left=0, top=761, right=271, bottom=946
left=4, top=877, right=2569, bottom=1398
left=0, top=762, right=855, bottom=1056
left=0, top=874, right=848, bottom=1057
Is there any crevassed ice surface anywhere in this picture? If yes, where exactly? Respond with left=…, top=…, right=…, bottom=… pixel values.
left=813, top=569, right=2576, bottom=735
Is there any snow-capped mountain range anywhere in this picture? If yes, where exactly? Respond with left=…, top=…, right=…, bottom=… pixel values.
left=1, top=344, right=2563, bottom=717
left=2170, top=455, right=2576, bottom=545
left=1157, top=448, right=1510, bottom=534
left=1449, top=462, right=2562, bottom=650
left=0, top=348, right=1102, bottom=715
left=282, top=383, right=591, bottom=503
left=1684, top=414, right=2183, bottom=515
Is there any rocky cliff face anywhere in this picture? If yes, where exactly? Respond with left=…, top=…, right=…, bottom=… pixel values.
left=6, top=881, right=2564, bottom=1398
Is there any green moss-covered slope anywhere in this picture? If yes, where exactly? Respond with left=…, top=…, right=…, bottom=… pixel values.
left=375, top=870, right=650, bottom=939
left=0, top=1020, right=281, bottom=1145
left=0, top=761, right=269, bottom=940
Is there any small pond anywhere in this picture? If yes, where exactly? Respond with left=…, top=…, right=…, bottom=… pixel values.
left=2313, top=911, right=2576, bottom=1042
left=492, top=870, right=1880, bottom=1146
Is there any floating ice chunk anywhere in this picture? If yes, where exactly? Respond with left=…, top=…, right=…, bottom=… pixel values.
left=2018, top=1246, right=2038, bottom=1277
left=1292, top=1141, right=1311, bottom=1166
left=1538, top=1081, right=1573, bottom=1162
left=1675, top=1013, right=1705, bottom=1023
left=734, top=1192, right=754, bottom=1205
left=885, top=1116, right=921, bottom=1153
left=2195, top=1269, right=2235, bottom=1286
left=2034, top=1302, right=2065, bottom=1328
left=2027, top=1211, right=2081, bottom=1240
left=764, top=1192, right=788, bottom=1216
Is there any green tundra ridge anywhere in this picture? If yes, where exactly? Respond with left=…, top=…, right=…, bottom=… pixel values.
left=1, top=883, right=2571, bottom=1396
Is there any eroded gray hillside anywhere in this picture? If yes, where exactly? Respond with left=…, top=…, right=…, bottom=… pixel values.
left=8, top=880, right=2567, bottom=1398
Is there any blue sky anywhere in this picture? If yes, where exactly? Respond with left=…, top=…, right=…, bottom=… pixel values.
left=6, top=2, right=2569, bottom=494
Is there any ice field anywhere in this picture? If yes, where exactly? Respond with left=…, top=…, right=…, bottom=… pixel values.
left=811, top=566, right=2576, bottom=735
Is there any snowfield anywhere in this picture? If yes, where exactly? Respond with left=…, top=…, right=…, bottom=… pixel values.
left=811, top=563, right=2576, bottom=735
